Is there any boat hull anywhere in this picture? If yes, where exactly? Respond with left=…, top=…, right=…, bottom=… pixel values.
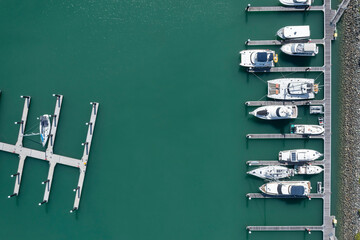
left=260, top=181, right=311, bottom=196
left=290, top=124, right=324, bottom=135
left=247, top=166, right=294, bottom=180
left=280, top=43, right=318, bottom=56
left=295, top=165, right=323, bottom=175
left=239, top=50, right=275, bottom=68
left=40, top=114, right=51, bottom=147
left=279, top=149, right=323, bottom=162
left=279, top=0, right=312, bottom=6
left=249, top=105, right=298, bottom=120
left=267, top=78, right=317, bottom=100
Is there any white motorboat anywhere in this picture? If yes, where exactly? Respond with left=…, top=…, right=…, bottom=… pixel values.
left=281, top=43, right=319, bottom=56
left=279, top=0, right=312, bottom=6
left=259, top=181, right=311, bottom=196
left=249, top=105, right=298, bottom=120
left=40, top=114, right=51, bottom=147
left=239, top=49, right=277, bottom=68
left=290, top=124, right=324, bottom=135
left=295, top=165, right=323, bottom=175
left=277, top=26, right=310, bottom=40
left=279, top=149, right=323, bottom=162
left=247, top=166, right=294, bottom=180
left=267, top=78, right=319, bottom=100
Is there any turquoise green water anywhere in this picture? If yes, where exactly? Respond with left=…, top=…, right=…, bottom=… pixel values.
left=0, top=1, right=341, bottom=239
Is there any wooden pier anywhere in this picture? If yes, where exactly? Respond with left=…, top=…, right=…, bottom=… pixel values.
left=2, top=95, right=99, bottom=212
left=246, top=134, right=324, bottom=139
left=245, top=100, right=324, bottom=106
left=245, top=39, right=324, bottom=46
left=245, top=0, right=341, bottom=238
left=247, top=66, right=325, bottom=73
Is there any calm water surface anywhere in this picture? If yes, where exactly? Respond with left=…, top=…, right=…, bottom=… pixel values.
left=0, top=0, right=341, bottom=239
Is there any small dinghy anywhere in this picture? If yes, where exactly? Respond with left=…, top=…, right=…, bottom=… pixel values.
left=279, top=149, right=323, bottom=162
left=279, top=0, right=312, bottom=6
left=281, top=43, right=319, bottom=56
left=277, top=25, right=310, bottom=40
left=294, top=165, right=323, bottom=175
left=247, top=166, right=294, bottom=180
left=290, top=124, right=324, bottom=135
left=249, top=105, right=298, bottom=120
left=40, top=114, right=51, bottom=147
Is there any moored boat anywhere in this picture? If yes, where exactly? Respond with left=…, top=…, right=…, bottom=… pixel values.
left=279, top=149, right=323, bottom=162
left=290, top=124, right=324, bottom=135
left=40, top=114, right=51, bottom=147
left=267, top=78, right=319, bottom=100
left=277, top=25, right=310, bottom=39
left=259, top=181, right=311, bottom=196
left=247, top=166, right=294, bottom=180
left=294, top=165, right=323, bottom=174
left=279, top=0, right=312, bottom=6
left=249, top=105, right=298, bottom=120
left=239, top=49, right=277, bottom=68
left=281, top=43, right=319, bottom=56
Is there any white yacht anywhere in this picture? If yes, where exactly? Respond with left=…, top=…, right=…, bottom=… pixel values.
left=267, top=78, right=319, bottom=100
left=294, top=165, right=323, bottom=175
left=281, top=43, right=319, bottom=56
left=249, top=105, right=298, bottom=120
left=277, top=26, right=310, bottom=40
left=239, top=49, right=277, bottom=68
left=247, top=166, right=294, bottom=180
left=40, top=114, right=51, bottom=147
left=290, top=124, right=324, bottom=135
left=279, top=0, right=312, bottom=6
left=259, top=181, right=311, bottom=196
left=279, top=149, right=323, bottom=162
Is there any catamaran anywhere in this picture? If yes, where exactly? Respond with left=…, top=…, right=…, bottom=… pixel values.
left=267, top=78, right=319, bottom=100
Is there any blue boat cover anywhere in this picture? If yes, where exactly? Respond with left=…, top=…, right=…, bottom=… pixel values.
left=257, top=52, right=267, bottom=62
left=290, top=186, right=305, bottom=196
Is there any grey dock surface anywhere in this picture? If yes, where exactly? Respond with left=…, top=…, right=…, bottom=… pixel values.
left=3, top=95, right=99, bottom=212
left=245, top=100, right=324, bottom=106
left=246, top=160, right=325, bottom=166
left=331, top=0, right=351, bottom=25
left=245, top=0, right=340, bottom=238
left=247, top=66, right=325, bottom=73
left=246, top=5, right=324, bottom=12
left=245, top=39, right=324, bottom=46
left=246, top=193, right=324, bottom=199
left=246, top=134, right=324, bottom=139
left=246, top=225, right=324, bottom=231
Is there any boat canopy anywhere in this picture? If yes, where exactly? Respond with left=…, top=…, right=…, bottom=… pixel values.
left=257, top=52, right=267, bottom=62
left=290, top=186, right=305, bottom=195
left=304, top=43, right=317, bottom=52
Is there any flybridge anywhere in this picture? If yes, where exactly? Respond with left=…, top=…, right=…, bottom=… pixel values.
left=0, top=94, right=99, bottom=213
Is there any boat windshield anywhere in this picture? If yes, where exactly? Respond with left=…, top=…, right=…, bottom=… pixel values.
left=257, top=52, right=267, bottom=62
left=277, top=184, right=283, bottom=194
left=257, top=109, right=268, bottom=116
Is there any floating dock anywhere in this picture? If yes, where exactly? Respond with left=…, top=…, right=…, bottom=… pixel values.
left=247, top=66, right=325, bottom=73
left=245, top=39, right=324, bottom=46
left=2, top=94, right=99, bottom=212
left=245, top=5, right=324, bottom=12
left=246, top=160, right=325, bottom=166
left=244, top=0, right=344, bottom=238
left=246, top=134, right=324, bottom=139
left=245, top=100, right=324, bottom=106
